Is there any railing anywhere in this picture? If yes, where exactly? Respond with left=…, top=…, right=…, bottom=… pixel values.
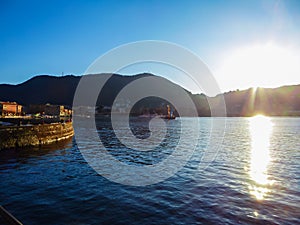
left=0, top=205, right=23, bottom=225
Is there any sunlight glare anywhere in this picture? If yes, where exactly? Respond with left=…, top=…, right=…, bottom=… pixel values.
left=248, top=115, right=274, bottom=200
left=216, top=42, right=300, bottom=91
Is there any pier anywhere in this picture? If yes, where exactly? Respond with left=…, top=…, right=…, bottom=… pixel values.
left=0, top=121, right=74, bottom=150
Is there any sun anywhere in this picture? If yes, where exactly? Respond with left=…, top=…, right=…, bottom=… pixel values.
left=216, top=42, right=300, bottom=92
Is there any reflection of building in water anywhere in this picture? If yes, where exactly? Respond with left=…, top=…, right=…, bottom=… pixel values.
left=0, top=101, right=23, bottom=116
left=248, top=115, right=274, bottom=200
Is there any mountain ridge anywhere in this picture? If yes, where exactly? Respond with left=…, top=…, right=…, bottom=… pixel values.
left=1, top=74, right=300, bottom=116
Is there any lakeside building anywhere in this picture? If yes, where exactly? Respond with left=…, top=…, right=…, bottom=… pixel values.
left=28, top=104, right=72, bottom=117
left=0, top=101, right=23, bottom=117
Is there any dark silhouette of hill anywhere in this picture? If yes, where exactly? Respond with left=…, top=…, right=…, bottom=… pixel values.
left=0, top=73, right=203, bottom=116
left=219, top=85, right=300, bottom=116
left=0, top=73, right=157, bottom=106
left=0, top=74, right=300, bottom=116
left=0, top=75, right=81, bottom=106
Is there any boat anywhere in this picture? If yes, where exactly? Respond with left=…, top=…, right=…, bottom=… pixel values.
left=163, top=105, right=176, bottom=120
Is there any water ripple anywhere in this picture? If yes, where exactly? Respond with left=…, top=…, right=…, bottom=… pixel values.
left=0, top=117, right=299, bottom=224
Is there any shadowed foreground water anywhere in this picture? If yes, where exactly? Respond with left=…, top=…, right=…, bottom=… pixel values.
left=0, top=117, right=299, bottom=225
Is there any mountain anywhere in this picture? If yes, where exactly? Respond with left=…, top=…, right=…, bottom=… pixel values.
left=220, top=85, right=300, bottom=116
left=0, top=74, right=300, bottom=116
left=0, top=75, right=81, bottom=106
left=0, top=73, right=157, bottom=106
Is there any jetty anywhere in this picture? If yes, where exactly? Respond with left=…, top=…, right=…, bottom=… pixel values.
left=0, top=101, right=74, bottom=150
left=0, top=121, right=74, bottom=150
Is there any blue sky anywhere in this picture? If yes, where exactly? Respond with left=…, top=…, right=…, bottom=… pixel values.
left=1, top=0, right=300, bottom=93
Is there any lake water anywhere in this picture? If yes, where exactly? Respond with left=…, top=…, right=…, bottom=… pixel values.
left=0, top=117, right=299, bottom=224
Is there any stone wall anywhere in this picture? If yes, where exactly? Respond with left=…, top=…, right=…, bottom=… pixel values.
left=0, top=122, right=74, bottom=150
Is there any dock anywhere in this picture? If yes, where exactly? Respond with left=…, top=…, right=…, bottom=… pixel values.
left=0, top=121, right=74, bottom=150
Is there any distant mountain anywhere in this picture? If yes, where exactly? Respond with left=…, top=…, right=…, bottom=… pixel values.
left=0, top=74, right=300, bottom=116
left=0, top=75, right=81, bottom=106
left=220, top=85, right=300, bottom=116
left=0, top=73, right=158, bottom=106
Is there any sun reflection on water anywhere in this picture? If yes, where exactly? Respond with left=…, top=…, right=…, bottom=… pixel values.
left=248, top=115, right=274, bottom=200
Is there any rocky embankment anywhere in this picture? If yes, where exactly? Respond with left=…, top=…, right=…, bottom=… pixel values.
left=0, top=122, right=74, bottom=150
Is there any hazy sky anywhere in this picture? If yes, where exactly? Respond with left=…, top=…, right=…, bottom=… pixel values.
left=1, top=0, right=300, bottom=94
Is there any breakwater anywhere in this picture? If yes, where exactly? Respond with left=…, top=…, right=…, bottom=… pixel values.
left=0, top=122, right=74, bottom=150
